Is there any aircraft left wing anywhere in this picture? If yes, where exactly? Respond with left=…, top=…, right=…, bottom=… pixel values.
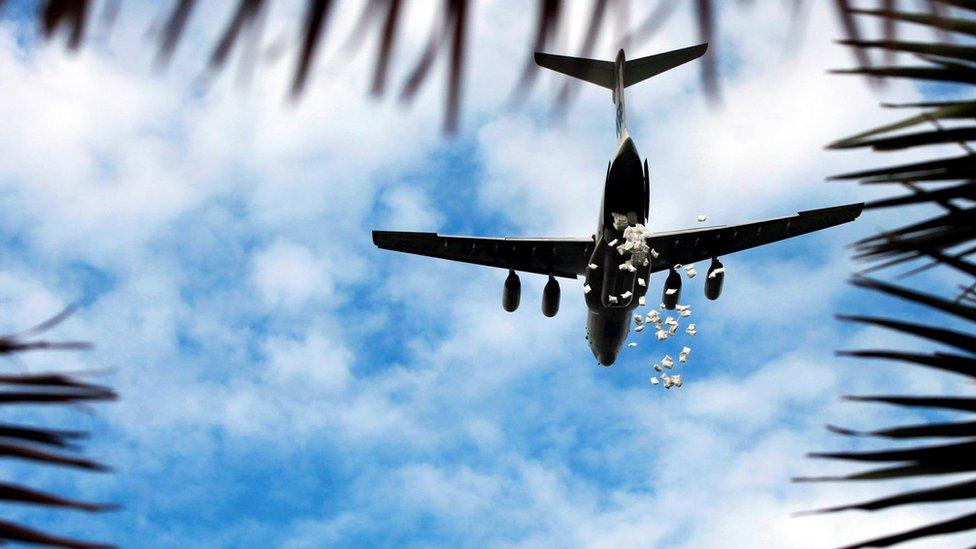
left=645, top=203, right=864, bottom=273
left=372, top=231, right=593, bottom=279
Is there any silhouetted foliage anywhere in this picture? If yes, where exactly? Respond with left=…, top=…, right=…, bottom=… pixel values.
left=20, top=0, right=948, bottom=133
left=0, top=307, right=116, bottom=548
left=799, top=2, right=976, bottom=547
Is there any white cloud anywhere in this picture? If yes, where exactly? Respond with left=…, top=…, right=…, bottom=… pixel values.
left=263, top=331, right=352, bottom=390
left=251, top=240, right=335, bottom=309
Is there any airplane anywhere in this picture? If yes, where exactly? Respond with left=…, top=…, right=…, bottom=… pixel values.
left=372, top=44, right=863, bottom=366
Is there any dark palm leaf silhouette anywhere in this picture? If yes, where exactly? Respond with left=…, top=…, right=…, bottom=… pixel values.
left=0, top=306, right=116, bottom=548
left=26, top=0, right=923, bottom=133
left=797, top=2, right=976, bottom=547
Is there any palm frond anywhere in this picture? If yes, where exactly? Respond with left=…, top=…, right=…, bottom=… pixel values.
left=838, top=511, right=976, bottom=549
left=826, top=420, right=976, bottom=439
left=836, top=349, right=976, bottom=378
left=0, top=307, right=116, bottom=548
left=827, top=102, right=976, bottom=147
left=290, top=0, right=335, bottom=99
left=16, top=1, right=955, bottom=134
left=796, top=478, right=976, bottom=515
left=846, top=7, right=976, bottom=38
left=830, top=126, right=976, bottom=151
left=849, top=276, right=976, bottom=321
left=803, top=3, right=976, bottom=546
left=0, top=519, right=113, bottom=549
left=796, top=462, right=976, bottom=482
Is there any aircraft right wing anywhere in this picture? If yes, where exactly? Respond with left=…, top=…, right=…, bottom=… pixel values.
left=645, top=203, right=864, bottom=273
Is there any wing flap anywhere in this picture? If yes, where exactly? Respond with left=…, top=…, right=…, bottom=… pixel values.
left=372, top=231, right=593, bottom=278
left=646, top=203, right=864, bottom=272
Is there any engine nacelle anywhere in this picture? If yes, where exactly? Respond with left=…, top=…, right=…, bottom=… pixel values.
left=503, top=270, right=521, bottom=312
left=705, top=258, right=724, bottom=300
left=542, top=275, right=560, bottom=317
left=662, top=268, right=682, bottom=309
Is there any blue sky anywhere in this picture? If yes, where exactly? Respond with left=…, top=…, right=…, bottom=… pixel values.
left=0, top=1, right=973, bottom=548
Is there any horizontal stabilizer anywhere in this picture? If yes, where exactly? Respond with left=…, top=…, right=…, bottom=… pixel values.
left=533, top=53, right=615, bottom=89
left=624, top=43, right=708, bottom=87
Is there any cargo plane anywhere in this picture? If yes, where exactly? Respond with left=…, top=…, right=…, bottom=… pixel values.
left=373, top=44, right=862, bottom=366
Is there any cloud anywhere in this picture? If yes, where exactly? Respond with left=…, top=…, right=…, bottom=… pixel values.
left=251, top=240, right=335, bottom=310
left=0, top=2, right=971, bottom=547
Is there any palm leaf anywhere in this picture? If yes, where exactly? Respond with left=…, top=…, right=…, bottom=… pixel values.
left=0, top=308, right=116, bottom=547
left=838, top=511, right=976, bottom=549
left=827, top=420, right=976, bottom=439
left=846, top=7, right=976, bottom=38
left=838, top=39, right=976, bottom=62
left=0, top=482, right=117, bottom=512
left=5, top=0, right=960, bottom=137
left=806, top=5, right=976, bottom=545
left=154, top=0, right=195, bottom=68
left=0, top=518, right=113, bottom=549
left=843, top=395, right=976, bottom=413
left=849, top=276, right=976, bottom=322
left=810, top=439, right=976, bottom=463
left=797, top=477, right=976, bottom=515
left=836, top=314, right=976, bottom=353
left=290, top=0, right=335, bottom=99
left=836, top=350, right=976, bottom=378
left=831, top=65, right=976, bottom=85
left=0, top=424, right=86, bottom=448
left=865, top=182, right=976, bottom=209
left=829, top=154, right=976, bottom=182
left=796, top=462, right=976, bottom=483
left=829, top=127, right=976, bottom=151
left=827, top=102, right=976, bottom=148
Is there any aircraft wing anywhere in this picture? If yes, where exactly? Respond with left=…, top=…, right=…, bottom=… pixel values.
left=372, top=231, right=593, bottom=279
left=645, top=203, right=864, bottom=273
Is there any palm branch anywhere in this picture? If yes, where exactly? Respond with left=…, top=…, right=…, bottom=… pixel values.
left=798, top=2, right=976, bottom=547
left=24, top=0, right=940, bottom=132
left=0, top=306, right=116, bottom=548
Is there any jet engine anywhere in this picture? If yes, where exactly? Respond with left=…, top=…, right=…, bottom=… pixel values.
left=662, top=268, right=682, bottom=309
left=503, top=270, right=521, bottom=312
left=542, top=275, right=561, bottom=317
left=704, top=258, right=724, bottom=300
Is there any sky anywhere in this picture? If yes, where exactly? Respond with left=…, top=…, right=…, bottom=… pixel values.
left=0, top=1, right=973, bottom=548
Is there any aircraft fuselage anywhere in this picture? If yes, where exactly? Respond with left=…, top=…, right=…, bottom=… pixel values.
left=583, top=135, right=650, bottom=365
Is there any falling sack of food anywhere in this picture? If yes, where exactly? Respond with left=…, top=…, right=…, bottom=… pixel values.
left=612, top=212, right=630, bottom=230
